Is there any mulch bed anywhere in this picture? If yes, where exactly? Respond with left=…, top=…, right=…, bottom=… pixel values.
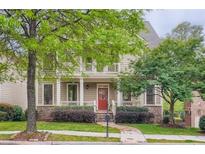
left=11, top=131, right=50, bottom=141
left=160, top=123, right=185, bottom=129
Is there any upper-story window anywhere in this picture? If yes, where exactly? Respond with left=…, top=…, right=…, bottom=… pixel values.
left=146, top=85, right=155, bottom=105
left=108, top=63, right=118, bottom=72
left=85, top=57, right=93, bottom=71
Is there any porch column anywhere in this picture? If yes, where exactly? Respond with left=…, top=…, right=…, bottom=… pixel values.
left=117, top=90, right=122, bottom=106
left=80, top=78, right=84, bottom=106
left=56, top=78, right=61, bottom=106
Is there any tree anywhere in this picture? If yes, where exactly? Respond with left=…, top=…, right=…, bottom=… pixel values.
left=119, top=22, right=204, bottom=125
left=0, top=10, right=146, bottom=133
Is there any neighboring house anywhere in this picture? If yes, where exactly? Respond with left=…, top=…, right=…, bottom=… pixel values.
left=185, top=91, right=205, bottom=128
left=0, top=21, right=163, bottom=123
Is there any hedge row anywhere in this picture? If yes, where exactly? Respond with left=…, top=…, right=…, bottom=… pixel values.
left=51, top=110, right=96, bottom=123
left=115, top=111, right=154, bottom=123
left=116, top=106, right=148, bottom=112
left=0, top=103, right=25, bottom=121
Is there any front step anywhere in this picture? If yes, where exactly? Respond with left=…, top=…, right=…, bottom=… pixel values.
left=96, top=112, right=114, bottom=122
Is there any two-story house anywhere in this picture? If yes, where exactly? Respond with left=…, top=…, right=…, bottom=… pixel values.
left=0, top=21, right=163, bottom=123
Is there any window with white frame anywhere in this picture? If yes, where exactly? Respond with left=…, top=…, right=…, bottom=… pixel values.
left=67, top=84, right=78, bottom=101
left=123, top=92, right=131, bottom=101
left=85, top=57, right=93, bottom=71
left=146, top=85, right=155, bottom=105
left=43, top=84, right=53, bottom=105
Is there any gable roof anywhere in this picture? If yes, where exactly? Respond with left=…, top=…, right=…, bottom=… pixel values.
left=140, top=21, right=161, bottom=48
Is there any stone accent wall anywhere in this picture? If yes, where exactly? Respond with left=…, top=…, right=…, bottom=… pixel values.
left=146, top=106, right=162, bottom=123
left=184, top=102, right=191, bottom=127
left=37, top=106, right=55, bottom=121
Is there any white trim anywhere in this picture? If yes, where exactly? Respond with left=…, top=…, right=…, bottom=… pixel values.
left=42, top=83, right=55, bottom=106
left=96, top=84, right=109, bottom=111
left=80, top=78, right=84, bottom=106
left=66, top=83, right=79, bottom=102
left=56, top=78, right=61, bottom=106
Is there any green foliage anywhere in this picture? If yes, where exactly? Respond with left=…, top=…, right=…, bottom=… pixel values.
left=12, top=105, right=25, bottom=121
left=0, top=103, right=25, bottom=121
left=0, top=10, right=147, bottom=79
left=115, top=112, right=154, bottom=123
left=0, top=111, right=8, bottom=121
left=163, top=116, right=170, bottom=124
left=199, top=115, right=205, bottom=131
left=0, top=103, right=15, bottom=120
left=116, top=106, right=148, bottom=112
left=119, top=22, right=205, bottom=125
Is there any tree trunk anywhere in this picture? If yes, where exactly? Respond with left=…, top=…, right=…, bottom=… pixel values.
left=26, top=17, right=37, bottom=133
left=169, top=102, right=175, bottom=126
left=26, top=51, right=37, bottom=133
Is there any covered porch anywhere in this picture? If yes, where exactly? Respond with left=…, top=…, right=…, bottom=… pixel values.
left=36, top=78, right=123, bottom=112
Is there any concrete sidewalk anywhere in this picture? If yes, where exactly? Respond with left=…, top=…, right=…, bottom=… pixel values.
left=144, top=134, right=205, bottom=142
left=0, top=130, right=120, bottom=138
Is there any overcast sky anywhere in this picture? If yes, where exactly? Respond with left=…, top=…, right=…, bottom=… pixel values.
left=145, top=9, right=205, bottom=38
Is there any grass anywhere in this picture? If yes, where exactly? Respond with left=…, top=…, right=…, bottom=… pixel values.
left=0, top=134, right=12, bottom=140
left=0, top=121, right=120, bottom=133
left=47, top=134, right=120, bottom=142
left=128, top=124, right=201, bottom=136
left=147, top=139, right=205, bottom=144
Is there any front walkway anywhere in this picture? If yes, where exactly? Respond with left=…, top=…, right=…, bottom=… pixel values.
left=97, top=122, right=146, bottom=144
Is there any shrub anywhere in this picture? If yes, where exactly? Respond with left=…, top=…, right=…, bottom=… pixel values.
left=116, top=106, right=148, bottom=112
left=0, top=103, right=15, bottom=120
left=199, top=115, right=205, bottom=131
left=13, top=105, right=25, bottom=121
left=115, top=111, right=154, bottom=123
left=51, top=110, right=96, bottom=123
left=163, top=110, right=169, bottom=116
left=0, top=111, right=8, bottom=121
left=55, top=105, right=93, bottom=111
left=163, top=116, right=170, bottom=124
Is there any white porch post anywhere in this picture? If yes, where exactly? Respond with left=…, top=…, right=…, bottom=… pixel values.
left=35, top=79, right=38, bottom=106
left=80, top=78, right=84, bottom=106
left=117, top=90, right=122, bottom=106
left=56, top=78, right=61, bottom=106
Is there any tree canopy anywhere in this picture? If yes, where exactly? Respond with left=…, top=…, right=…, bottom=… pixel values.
left=119, top=21, right=205, bottom=125
left=0, top=9, right=147, bottom=133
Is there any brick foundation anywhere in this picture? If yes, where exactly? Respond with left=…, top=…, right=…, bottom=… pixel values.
left=146, top=106, right=163, bottom=123
left=37, top=106, right=55, bottom=121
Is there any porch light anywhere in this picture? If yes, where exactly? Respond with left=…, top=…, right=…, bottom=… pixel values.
left=86, top=84, right=89, bottom=89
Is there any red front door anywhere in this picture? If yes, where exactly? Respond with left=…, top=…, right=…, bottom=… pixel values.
left=98, top=88, right=108, bottom=110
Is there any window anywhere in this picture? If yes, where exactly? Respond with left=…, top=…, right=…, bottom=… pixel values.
left=123, top=92, right=131, bottom=101
left=67, top=84, right=78, bottom=101
left=85, top=57, right=93, bottom=71
left=108, top=63, right=118, bottom=72
left=43, top=84, right=53, bottom=105
left=146, top=86, right=155, bottom=105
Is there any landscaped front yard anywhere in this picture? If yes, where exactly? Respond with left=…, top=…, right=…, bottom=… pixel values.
left=0, top=121, right=120, bottom=133
left=128, top=124, right=201, bottom=136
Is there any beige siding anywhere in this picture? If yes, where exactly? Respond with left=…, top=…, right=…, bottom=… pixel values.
left=0, top=82, right=27, bottom=109
left=84, top=83, right=96, bottom=101
left=120, top=54, right=137, bottom=72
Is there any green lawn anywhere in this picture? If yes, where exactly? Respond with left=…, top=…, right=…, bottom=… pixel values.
left=147, top=139, right=205, bottom=144
left=128, top=124, right=201, bottom=136
left=48, top=134, right=120, bottom=142
left=0, top=134, right=12, bottom=140
left=0, top=121, right=120, bottom=133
